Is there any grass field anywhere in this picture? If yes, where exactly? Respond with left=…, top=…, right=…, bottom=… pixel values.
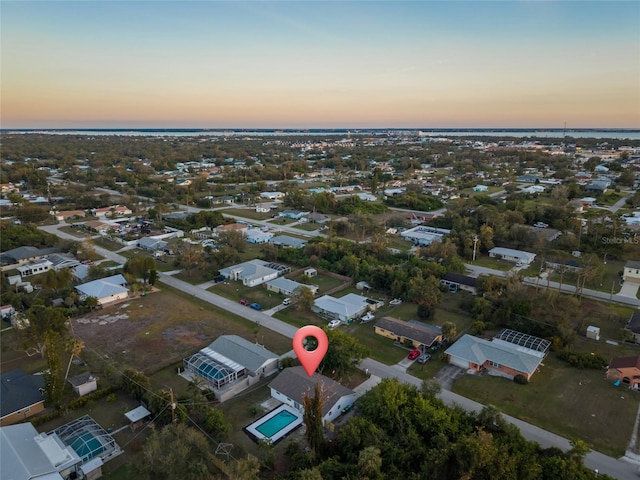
left=58, top=226, right=92, bottom=238
left=93, top=236, right=126, bottom=252
left=209, top=281, right=284, bottom=310
left=548, top=259, right=624, bottom=294
left=223, top=208, right=275, bottom=221
left=71, top=286, right=292, bottom=375
left=452, top=353, right=640, bottom=457
left=467, top=255, right=516, bottom=271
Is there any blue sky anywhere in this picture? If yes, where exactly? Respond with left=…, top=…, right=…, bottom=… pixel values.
left=2, top=1, right=639, bottom=128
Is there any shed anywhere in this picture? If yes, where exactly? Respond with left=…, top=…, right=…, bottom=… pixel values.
left=124, top=405, right=151, bottom=431
left=304, top=268, right=317, bottom=277
left=586, top=326, right=600, bottom=341
left=67, top=372, right=97, bottom=397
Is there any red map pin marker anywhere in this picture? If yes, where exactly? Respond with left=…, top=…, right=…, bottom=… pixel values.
left=293, top=325, right=329, bottom=377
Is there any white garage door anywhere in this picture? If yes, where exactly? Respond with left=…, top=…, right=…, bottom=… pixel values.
left=449, top=356, right=469, bottom=369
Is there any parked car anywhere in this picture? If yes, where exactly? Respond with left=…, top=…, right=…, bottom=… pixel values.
left=417, top=353, right=431, bottom=364
left=407, top=349, right=421, bottom=360
left=389, top=298, right=402, bottom=306
left=239, top=299, right=250, bottom=306
left=282, top=297, right=291, bottom=306
left=328, top=319, right=341, bottom=329
left=360, top=312, right=375, bottom=323
left=250, top=303, right=262, bottom=311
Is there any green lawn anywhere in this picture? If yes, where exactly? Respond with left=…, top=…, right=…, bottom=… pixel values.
left=208, top=281, right=284, bottom=310
left=453, top=353, right=640, bottom=457
left=94, top=236, right=126, bottom=251
left=222, top=208, right=275, bottom=221
left=58, top=225, right=92, bottom=238
left=287, top=271, right=346, bottom=295
left=548, top=259, right=624, bottom=294
left=467, top=255, right=515, bottom=271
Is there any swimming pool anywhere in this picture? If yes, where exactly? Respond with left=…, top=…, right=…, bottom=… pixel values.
left=245, top=404, right=303, bottom=444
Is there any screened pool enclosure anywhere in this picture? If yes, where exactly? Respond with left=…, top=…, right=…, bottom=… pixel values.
left=184, top=346, right=246, bottom=390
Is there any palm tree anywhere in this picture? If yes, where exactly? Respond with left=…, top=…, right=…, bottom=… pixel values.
left=64, top=338, right=85, bottom=381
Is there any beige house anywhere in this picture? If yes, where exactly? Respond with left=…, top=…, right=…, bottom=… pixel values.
left=623, top=261, right=640, bottom=284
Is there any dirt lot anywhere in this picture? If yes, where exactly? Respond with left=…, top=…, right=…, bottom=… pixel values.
left=72, top=288, right=292, bottom=375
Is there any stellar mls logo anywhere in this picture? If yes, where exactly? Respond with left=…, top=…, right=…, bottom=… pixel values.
left=601, top=236, right=640, bottom=245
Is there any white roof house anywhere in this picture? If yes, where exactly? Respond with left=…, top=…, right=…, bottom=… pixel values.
left=1, top=423, right=82, bottom=480
left=488, top=247, right=536, bottom=264
left=400, top=226, right=451, bottom=246
left=75, top=275, right=129, bottom=305
left=218, top=259, right=287, bottom=287
left=265, top=277, right=318, bottom=297
left=312, top=293, right=373, bottom=323
left=445, top=334, right=546, bottom=380
left=183, top=335, right=280, bottom=402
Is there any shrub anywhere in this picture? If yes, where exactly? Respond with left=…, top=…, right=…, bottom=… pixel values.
left=557, top=350, right=607, bottom=369
left=514, top=374, right=529, bottom=385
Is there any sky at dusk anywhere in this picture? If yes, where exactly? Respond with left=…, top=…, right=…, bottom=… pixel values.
left=1, top=1, right=639, bottom=129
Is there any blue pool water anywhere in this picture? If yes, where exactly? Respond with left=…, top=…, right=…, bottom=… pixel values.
left=255, top=410, right=298, bottom=438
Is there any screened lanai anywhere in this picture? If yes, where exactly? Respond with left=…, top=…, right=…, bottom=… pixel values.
left=184, top=346, right=246, bottom=390
left=52, top=415, right=122, bottom=463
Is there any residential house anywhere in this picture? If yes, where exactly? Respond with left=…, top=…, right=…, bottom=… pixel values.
left=312, top=293, right=381, bottom=323
left=137, top=236, right=169, bottom=252
left=255, top=204, right=271, bottom=213
left=472, top=185, right=489, bottom=192
left=516, top=174, right=540, bottom=183
left=374, top=317, right=442, bottom=350
left=545, top=258, right=583, bottom=273
left=278, top=210, right=308, bottom=220
left=606, top=356, right=640, bottom=389
left=0, top=370, right=45, bottom=426
left=183, top=335, right=280, bottom=402
left=488, top=247, right=536, bottom=264
left=400, top=226, right=450, bottom=246
left=67, top=372, right=98, bottom=397
left=584, top=179, right=611, bottom=194
left=270, top=235, right=308, bottom=249
left=83, top=220, right=118, bottom=234
left=50, top=209, right=86, bottom=222
left=175, top=178, right=192, bottom=187
left=356, top=193, right=377, bottom=202
left=92, top=205, right=132, bottom=218
left=268, top=367, right=357, bottom=424
left=301, top=212, right=330, bottom=224
left=215, top=223, right=248, bottom=235
left=260, top=191, right=285, bottom=200
left=440, top=273, right=478, bottom=294
left=445, top=330, right=549, bottom=380
left=244, top=229, right=274, bottom=244
left=519, top=185, right=546, bottom=194
left=623, top=261, right=640, bottom=284
left=218, top=259, right=288, bottom=287
left=0, top=305, right=15, bottom=319
left=16, top=259, right=53, bottom=278
left=48, top=253, right=81, bottom=271
left=0, top=423, right=83, bottom=480
left=625, top=311, right=640, bottom=343
left=0, top=246, right=58, bottom=266
left=75, top=274, right=129, bottom=306
left=265, top=277, right=318, bottom=297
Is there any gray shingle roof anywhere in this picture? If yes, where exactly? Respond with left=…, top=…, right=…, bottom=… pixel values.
left=0, top=370, right=44, bottom=418
left=445, top=334, right=544, bottom=375
left=268, top=367, right=354, bottom=416
left=208, top=335, right=278, bottom=373
left=375, top=317, right=442, bottom=347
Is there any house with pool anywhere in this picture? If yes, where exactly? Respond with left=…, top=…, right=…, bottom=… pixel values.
left=183, top=335, right=280, bottom=402
left=268, top=367, right=356, bottom=425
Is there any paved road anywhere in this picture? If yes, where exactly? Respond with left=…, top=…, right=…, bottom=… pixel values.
left=39, top=224, right=129, bottom=264
left=38, top=222, right=640, bottom=478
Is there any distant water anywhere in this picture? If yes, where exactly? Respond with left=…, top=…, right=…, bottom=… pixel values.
left=3, top=128, right=640, bottom=140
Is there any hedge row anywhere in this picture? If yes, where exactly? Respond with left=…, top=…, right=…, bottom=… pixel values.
left=31, top=386, right=120, bottom=426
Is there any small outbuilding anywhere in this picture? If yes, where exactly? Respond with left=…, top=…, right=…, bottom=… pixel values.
left=586, top=326, right=600, bottom=341
left=68, top=372, right=98, bottom=397
left=124, top=405, right=152, bottom=431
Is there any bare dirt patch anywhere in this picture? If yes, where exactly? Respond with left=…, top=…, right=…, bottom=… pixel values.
left=72, top=289, right=287, bottom=375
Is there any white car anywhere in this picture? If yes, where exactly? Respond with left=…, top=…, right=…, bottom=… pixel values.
left=328, top=319, right=341, bottom=329
left=360, top=312, right=375, bottom=323
left=282, top=297, right=291, bottom=306
left=389, top=298, right=402, bottom=306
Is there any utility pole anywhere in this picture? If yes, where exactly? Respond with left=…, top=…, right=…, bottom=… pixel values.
left=169, top=388, right=177, bottom=423
left=472, top=235, right=479, bottom=262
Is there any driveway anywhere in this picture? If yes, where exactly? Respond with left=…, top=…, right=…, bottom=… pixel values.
left=619, top=281, right=640, bottom=299
left=434, top=364, right=466, bottom=390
